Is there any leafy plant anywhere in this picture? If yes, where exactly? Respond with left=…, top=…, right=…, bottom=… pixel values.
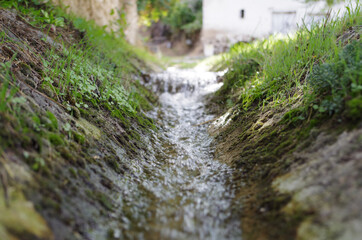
left=164, top=0, right=202, bottom=35
left=40, top=9, right=65, bottom=27
left=0, top=0, right=64, bottom=28
left=220, top=1, right=361, bottom=116
left=309, top=40, right=361, bottom=115
left=31, top=157, right=45, bottom=171
left=0, top=61, right=17, bottom=113
left=1, top=0, right=157, bottom=131
left=46, top=111, right=59, bottom=131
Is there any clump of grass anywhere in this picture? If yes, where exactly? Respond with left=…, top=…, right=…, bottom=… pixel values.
left=308, top=40, right=361, bottom=115
left=221, top=1, right=361, bottom=121
left=42, top=44, right=136, bottom=116
left=0, top=0, right=65, bottom=28
left=48, top=133, right=64, bottom=146
left=46, top=111, right=58, bottom=131
left=0, top=0, right=157, bottom=129
left=0, top=61, right=16, bottom=113
left=72, top=131, right=85, bottom=144
left=0, top=57, right=29, bottom=124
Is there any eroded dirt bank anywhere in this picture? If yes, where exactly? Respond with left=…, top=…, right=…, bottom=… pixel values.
left=207, top=85, right=362, bottom=240
left=0, top=8, right=161, bottom=240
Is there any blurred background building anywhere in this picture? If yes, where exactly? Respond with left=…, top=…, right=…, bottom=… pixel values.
left=202, top=0, right=354, bottom=56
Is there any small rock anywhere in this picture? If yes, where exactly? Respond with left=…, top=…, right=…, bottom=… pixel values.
left=24, top=77, right=37, bottom=88
left=71, top=106, right=81, bottom=119
left=41, top=85, right=54, bottom=98
left=113, top=229, right=121, bottom=239
left=19, top=62, right=32, bottom=76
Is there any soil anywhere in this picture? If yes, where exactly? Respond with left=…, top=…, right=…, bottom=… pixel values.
left=0, top=8, right=158, bottom=240
left=207, top=95, right=362, bottom=239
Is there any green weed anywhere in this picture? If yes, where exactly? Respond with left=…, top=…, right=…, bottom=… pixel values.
left=46, top=111, right=58, bottom=131
left=48, top=133, right=64, bottom=146
left=0, top=60, right=17, bottom=113
left=1, top=0, right=159, bottom=131
left=309, top=40, right=361, bottom=115
left=0, top=0, right=65, bottom=28
left=221, top=1, right=361, bottom=119
left=346, top=96, right=362, bottom=120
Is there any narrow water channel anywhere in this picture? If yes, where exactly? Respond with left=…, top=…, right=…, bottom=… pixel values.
left=109, top=68, right=242, bottom=239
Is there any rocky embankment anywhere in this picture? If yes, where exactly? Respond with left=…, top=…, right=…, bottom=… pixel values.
left=207, top=30, right=362, bottom=239
left=0, top=8, right=159, bottom=240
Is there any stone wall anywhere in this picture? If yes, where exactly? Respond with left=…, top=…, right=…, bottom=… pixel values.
left=53, top=0, right=138, bottom=44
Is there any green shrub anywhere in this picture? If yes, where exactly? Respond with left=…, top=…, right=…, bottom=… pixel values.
left=309, top=40, right=361, bottom=115
left=0, top=0, right=65, bottom=28
left=346, top=96, right=362, bottom=120
left=164, top=0, right=202, bottom=35
left=222, top=58, right=260, bottom=93
left=220, top=1, right=361, bottom=115
left=1, top=0, right=155, bottom=126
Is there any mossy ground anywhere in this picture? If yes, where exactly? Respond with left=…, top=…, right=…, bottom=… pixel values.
left=0, top=2, right=160, bottom=239
left=207, top=4, right=361, bottom=239
left=209, top=93, right=361, bottom=239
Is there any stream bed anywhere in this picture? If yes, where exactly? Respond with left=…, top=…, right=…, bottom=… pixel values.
left=144, top=68, right=242, bottom=239
left=103, top=68, right=242, bottom=240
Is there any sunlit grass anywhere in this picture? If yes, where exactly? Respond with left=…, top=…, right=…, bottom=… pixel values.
left=220, top=1, right=361, bottom=120
left=0, top=0, right=157, bottom=129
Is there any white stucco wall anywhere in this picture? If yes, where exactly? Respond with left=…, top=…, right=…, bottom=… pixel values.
left=203, top=0, right=303, bottom=39
left=202, top=0, right=355, bottom=55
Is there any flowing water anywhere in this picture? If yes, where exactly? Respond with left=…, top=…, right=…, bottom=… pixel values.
left=105, top=68, right=242, bottom=239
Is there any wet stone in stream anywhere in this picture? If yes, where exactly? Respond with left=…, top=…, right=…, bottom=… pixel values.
left=112, top=68, right=242, bottom=239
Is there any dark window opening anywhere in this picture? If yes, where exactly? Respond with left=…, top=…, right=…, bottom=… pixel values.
left=241, top=9, right=245, bottom=19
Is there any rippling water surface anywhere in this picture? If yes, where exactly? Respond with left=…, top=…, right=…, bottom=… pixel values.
left=107, top=68, right=242, bottom=239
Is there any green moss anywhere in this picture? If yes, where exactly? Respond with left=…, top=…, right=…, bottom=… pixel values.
left=57, top=146, right=76, bottom=163
left=131, top=131, right=141, bottom=141
left=20, top=135, right=32, bottom=148
left=78, top=169, right=90, bottom=179
left=282, top=108, right=306, bottom=126
left=136, top=114, right=157, bottom=131
left=76, top=118, right=101, bottom=140
left=31, top=157, right=45, bottom=171
left=18, top=62, right=32, bottom=75
left=69, top=168, right=78, bottom=178
left=86, top=190, right=113, bottom=211
left=75, top=158, right=86, bottom=168
left=48, top=133, right=64, bottom=146
left=309, top=119, right=319, bottom=128
left=95, top=192, right=113, bottom=211
left=40, top=197, right=61, bottom=213
left=104, top=156, right=123, bottom=174
left=72, top=131, right=85, bottom=144
left=111, top=109, right=126, bottom=123
left=71, top=106, right=81, bottom=119
left=46, top=111, right=58, bottom=131
left=79, top=108, right=89, bottom=117
left=40, top=84, right=54, bottom=98
left=346, top=96, right=362, bottom=121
